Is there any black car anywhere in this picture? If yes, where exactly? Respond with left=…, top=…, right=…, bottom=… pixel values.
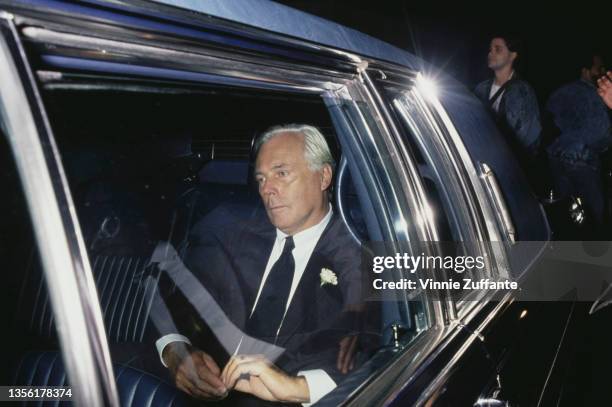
left=0, top=1, right=609, bottom=406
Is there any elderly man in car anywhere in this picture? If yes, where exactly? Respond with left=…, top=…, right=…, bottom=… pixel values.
left=155, top=124, right=368, bottom=405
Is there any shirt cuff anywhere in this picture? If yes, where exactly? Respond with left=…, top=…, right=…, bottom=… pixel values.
left=155, top=334, right=191, bottom=367
left=297, top=369, right=337, bottom=406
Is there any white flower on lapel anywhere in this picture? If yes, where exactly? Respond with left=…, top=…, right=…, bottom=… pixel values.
left=320, top=268, right=338, bottom=287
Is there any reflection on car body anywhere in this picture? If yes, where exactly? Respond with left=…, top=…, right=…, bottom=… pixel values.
left=0, top=0, right=605, bottom=406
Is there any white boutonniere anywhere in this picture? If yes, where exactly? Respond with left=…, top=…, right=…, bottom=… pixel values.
left=320, top=268, right=338, bottom=286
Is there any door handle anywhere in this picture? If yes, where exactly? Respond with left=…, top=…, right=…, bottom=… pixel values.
left=480, top=163, right=516, bottom=244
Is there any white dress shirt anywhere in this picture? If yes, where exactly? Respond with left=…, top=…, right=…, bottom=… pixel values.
left=489, top=70, right=514, bottom=113
left=156, top=208, right=336, bottom=405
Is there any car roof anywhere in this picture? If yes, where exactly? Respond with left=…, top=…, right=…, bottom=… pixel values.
left=150, top=0, right=426, bottom=71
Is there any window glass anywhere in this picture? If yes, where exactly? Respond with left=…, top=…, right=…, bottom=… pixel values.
left=37, top=75, right=430, bottom=405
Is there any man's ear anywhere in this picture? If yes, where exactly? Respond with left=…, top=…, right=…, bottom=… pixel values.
left=510, top=51, right=518, bottom=64
left=320, top=164, right=333, bottom=191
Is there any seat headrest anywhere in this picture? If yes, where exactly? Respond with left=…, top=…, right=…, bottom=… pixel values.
left=198, top=160, right=250, bottom=185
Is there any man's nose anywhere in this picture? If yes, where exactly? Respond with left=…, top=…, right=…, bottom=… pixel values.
left=260, top=178, right=277, bottom=196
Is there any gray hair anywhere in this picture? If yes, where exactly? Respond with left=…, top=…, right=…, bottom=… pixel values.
left=254, top=124, right=335, bottom=172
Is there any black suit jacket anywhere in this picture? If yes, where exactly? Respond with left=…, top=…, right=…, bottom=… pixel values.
left=164, top=205, right=366, bottom=386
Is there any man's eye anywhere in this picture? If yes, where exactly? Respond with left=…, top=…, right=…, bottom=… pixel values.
left=278, top=171, right=288, bottom=177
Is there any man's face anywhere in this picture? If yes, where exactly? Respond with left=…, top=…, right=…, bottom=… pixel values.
left=584, top=55, right=606, bottom=83
left=255, top=132, right=332, bottom=235
left=487, top=38, right=517, bottom=71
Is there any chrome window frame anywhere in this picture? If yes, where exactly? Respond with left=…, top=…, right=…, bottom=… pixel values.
left=390, top=89, right=479, bottom=243
left=369, top=67, right=512, bottom=315
left=409, top=84, right=513, bottom=310
left=324, top=81, right=443, bottom=343
left=389, top=88, right=500, bottom=307
left=342, top=75, right=446, bottom=325
left=360, top=71, right=456, bottom=322
left=328, top=75, right=455, bottom=407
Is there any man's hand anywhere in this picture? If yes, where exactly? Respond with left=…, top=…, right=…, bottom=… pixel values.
left=597, top=71, right=612, bottom=109
left=221, top=355, right=309, bottom=403
left=337, top=335, right=358, bottom=374
left=163, top=342, right=228, bottom=400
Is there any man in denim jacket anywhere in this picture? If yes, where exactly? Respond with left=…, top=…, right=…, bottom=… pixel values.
left=474, top=35, right=542, bottom=161
left=546, top=54, right=611, bottom=225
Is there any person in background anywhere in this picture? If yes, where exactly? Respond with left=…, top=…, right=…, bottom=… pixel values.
left=546, top=54, right=611, bottom=231
left=474, top=34, right=542, bottom=163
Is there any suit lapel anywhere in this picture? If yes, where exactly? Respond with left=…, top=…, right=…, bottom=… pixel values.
left=276, top=217, right=338, bottom=344
left=233, top=222, right=276, bottom=326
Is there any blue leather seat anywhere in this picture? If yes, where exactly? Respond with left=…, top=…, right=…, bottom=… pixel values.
left=19, top=252, right=162, bottom=343
left=13, top=351, right=189, bottom=407
left=170, top=160, right=262, bottom=256
left=18, top=161, right=259, bottom=344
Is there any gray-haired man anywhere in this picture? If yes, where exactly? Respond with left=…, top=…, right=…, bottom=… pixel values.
left=156, top=125, right=366, bottom=405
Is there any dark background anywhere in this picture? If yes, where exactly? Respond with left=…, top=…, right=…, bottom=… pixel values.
left=274, top=1, right=611, bottom=106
